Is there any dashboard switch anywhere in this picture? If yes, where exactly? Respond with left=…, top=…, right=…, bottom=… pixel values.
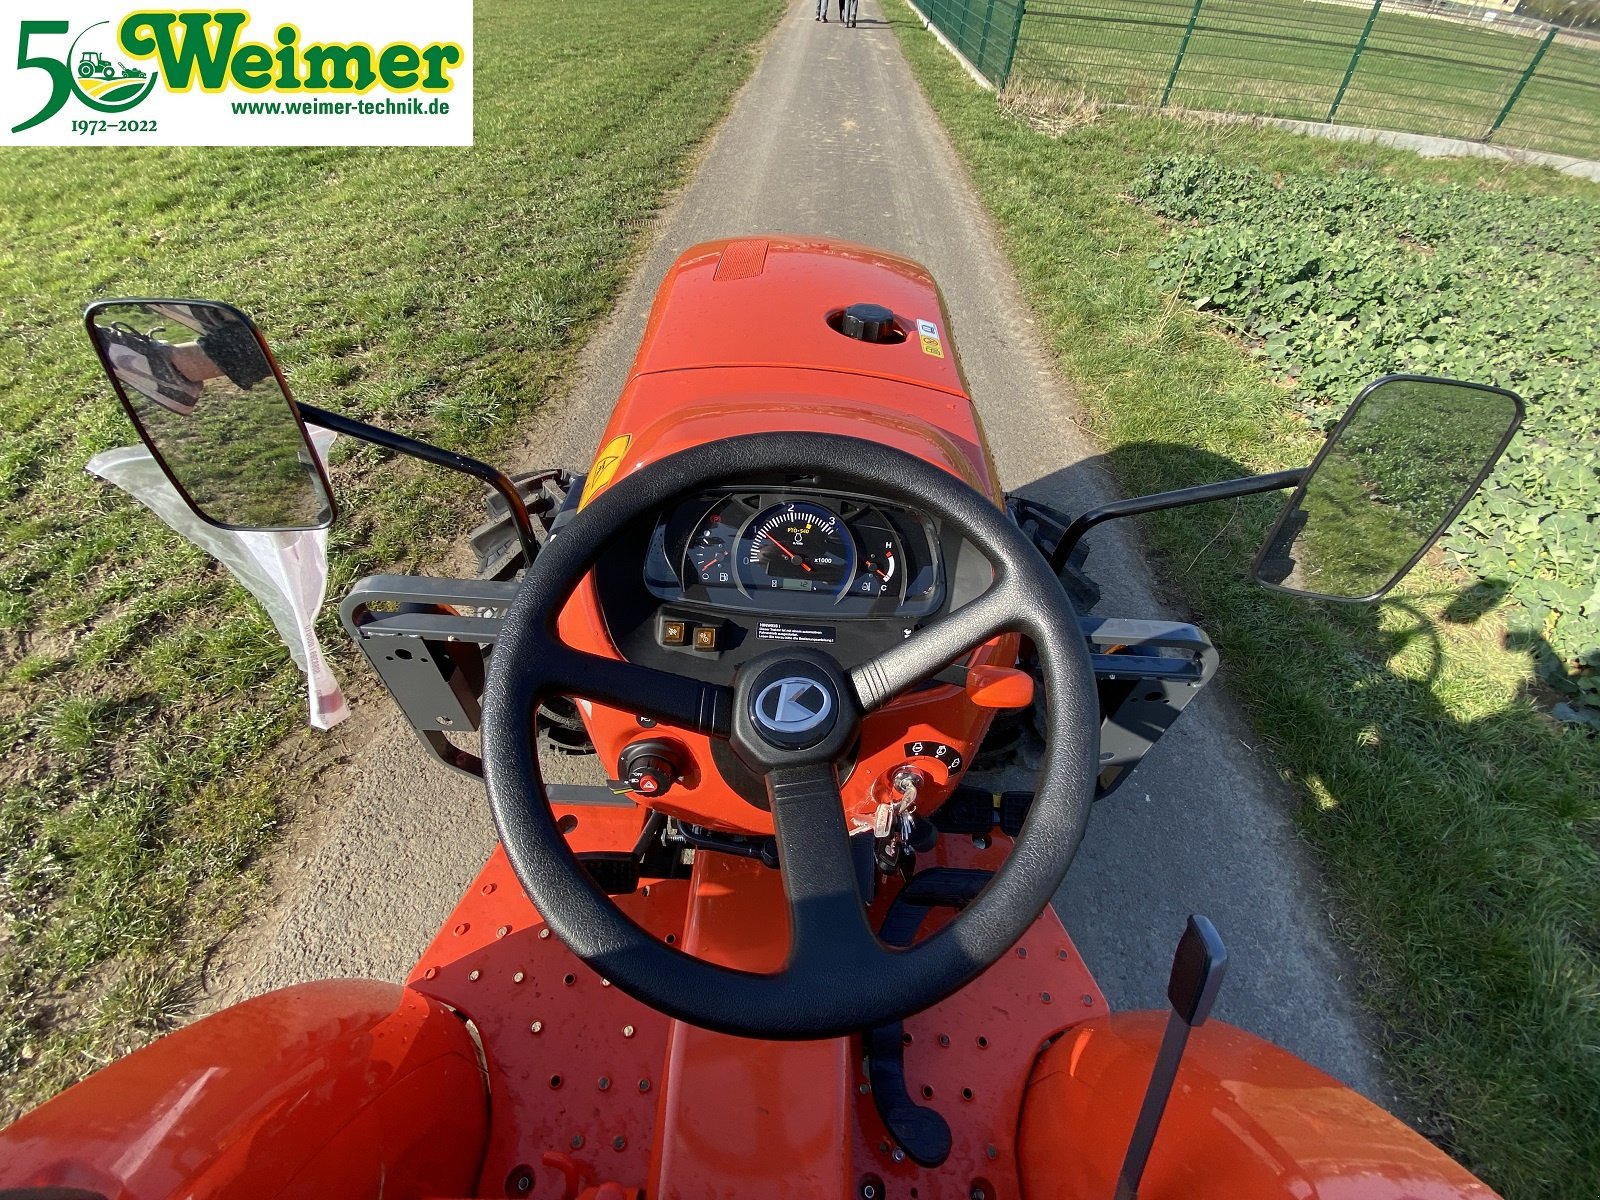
left=619, top=740, right=682, bottom=799
left=661, top=619, right=688, bottom=646
left=692, top=625, right=718, bottom=651
left=631, top=762, right=671, bottom=796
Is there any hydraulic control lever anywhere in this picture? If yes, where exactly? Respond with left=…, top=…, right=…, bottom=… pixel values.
left=1113, top=914, right=1228, bottom=1200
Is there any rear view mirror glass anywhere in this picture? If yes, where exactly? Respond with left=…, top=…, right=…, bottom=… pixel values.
left=1253, top=375, right=1522, bottom=602
left=85, top=300, right=334, bottom=531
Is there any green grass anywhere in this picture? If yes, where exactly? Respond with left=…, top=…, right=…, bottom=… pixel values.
left=0, top=0, right=782, bottom=1119
left=890, top=7, right=1600, bottom=1198
left=1008, top=0, right=1600, bottom=158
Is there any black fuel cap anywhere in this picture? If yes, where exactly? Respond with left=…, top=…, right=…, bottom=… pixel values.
left=839, top=303, right=896, bottom=343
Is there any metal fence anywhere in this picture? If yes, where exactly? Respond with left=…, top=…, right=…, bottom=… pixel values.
left=918, top=0, right=1029, bottom=85
left=913, top=0, right=1600, bottom=160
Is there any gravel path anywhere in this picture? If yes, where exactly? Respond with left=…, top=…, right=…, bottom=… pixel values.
left=220, top=0, right=1388, bottom=1102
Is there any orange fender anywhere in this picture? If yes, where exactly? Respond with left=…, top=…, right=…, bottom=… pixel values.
left=0, top=979, right=488, bottom=1200
left=1018, top=1013, right=1497, bottom=1200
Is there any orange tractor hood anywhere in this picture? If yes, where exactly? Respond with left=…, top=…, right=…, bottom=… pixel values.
left=581, top=236, right=1001, bottom=503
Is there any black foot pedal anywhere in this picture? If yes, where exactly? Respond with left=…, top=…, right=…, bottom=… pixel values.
left=578, top=852, right=639, bottom=895
left=997, top=790, right=1033, bottom=838
left=929, top=786, right=994, bottom=834
left=864, top=869, right=993, bottom=1167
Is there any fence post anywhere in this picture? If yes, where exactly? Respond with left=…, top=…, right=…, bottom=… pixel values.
left=1487, top=24, right=1557, bottom=139
left=977, top=0, right=996, bottom=75
left=1161, top=0, right=1206, bottom=108
left=1327, top=0, right=1382, bottom=123
left=998, top=0, right=1028, bottom=89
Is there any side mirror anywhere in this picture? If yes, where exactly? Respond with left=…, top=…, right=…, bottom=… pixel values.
left=85, top=299, right=335, bottom=531
left=1253, top=375, right=1522, bottom=602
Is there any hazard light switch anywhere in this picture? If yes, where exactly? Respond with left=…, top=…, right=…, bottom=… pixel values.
left=619, top=740, right=681, bottom=799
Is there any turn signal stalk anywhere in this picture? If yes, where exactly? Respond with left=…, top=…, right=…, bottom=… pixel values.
left=965, top=665, right=1034, bottom=709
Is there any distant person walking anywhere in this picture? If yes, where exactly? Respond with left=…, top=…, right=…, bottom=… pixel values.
left=817, top=0, right=857, bottom=24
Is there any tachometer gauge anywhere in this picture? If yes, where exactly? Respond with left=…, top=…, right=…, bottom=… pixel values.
left=738, top=501, right=855, bottom=596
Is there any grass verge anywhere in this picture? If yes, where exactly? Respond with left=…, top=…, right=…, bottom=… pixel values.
left=891, top=6, right=1599, bottom=1197
left=0, top=0, right=782, bottom=1120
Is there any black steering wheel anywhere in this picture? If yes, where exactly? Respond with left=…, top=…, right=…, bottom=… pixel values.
left=482, top=433, right=1098, bottom=1039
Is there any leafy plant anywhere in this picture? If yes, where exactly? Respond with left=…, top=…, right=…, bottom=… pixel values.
left=1132, top=156, right=1600, bottom=722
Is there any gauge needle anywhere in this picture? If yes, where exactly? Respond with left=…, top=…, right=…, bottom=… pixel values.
left=764, top=532, right=812, bottom=572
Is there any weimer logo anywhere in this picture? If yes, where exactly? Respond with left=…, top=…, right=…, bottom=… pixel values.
left=119, top=13, right=463, bottom=95
left=5, top=5, right=473, bottom=146
left=12, top=20, right=160, bottom=131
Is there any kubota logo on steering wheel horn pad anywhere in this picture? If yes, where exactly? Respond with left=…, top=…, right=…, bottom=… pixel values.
left=749, top=668, right=837, bottom=749
left=755, top=677, right=833, bottom=734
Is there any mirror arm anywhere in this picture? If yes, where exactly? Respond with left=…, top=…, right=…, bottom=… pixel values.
left=298, top=403, right=540, bottom=563
left=1051, top=468, right=1306, bottom=575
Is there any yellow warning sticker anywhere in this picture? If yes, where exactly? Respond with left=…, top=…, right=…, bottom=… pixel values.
left=579, top=434, right=632, bottom=507
left=919, top=334, right=945, bottom=358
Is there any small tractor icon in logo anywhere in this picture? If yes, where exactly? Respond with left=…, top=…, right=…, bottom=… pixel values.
left=77, top=51, right=146, bottom=81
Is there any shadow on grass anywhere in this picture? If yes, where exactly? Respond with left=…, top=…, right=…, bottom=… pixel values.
left=1030, top=440, right=1599, bottom=1191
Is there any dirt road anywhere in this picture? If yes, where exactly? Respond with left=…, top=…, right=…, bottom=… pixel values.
left=225, top=0, right=1388, bottom=1099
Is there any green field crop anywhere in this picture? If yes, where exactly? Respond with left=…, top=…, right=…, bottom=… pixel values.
left=1013, top=0, right=1600, bottom=158
left=1132, top=155, right=1600, bottom=725
left=0, top=0, right=782, bottom=1119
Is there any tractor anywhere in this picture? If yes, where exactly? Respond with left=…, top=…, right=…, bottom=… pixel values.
left=77, top=51, right=118, bottom=80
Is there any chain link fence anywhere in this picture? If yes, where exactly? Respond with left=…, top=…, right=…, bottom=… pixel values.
left=911, top=0, right=1600, bottom=159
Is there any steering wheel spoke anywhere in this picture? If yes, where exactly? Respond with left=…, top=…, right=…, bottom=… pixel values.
left=850, top=583, right=1021, bottom=710
left=483, top=432, right=1098, bottom=1039
left=544, top=646, right=733, bottom=738
left=766, top=763, right=882, bottom=966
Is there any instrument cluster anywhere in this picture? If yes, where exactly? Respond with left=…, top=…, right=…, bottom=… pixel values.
left=644, top=488, right=943, bottom=619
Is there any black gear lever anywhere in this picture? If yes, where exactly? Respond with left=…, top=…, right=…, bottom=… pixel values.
left=1113, top=915, right=1228, bottom=1200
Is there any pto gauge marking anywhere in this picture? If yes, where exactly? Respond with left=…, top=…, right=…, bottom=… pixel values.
left=739, top=501, right=855, bottom=596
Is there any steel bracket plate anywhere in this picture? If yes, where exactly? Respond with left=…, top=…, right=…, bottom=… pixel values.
left=339, top=574, right=519, bottom=776
left=1082, top=616, right=1219, bottom=798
